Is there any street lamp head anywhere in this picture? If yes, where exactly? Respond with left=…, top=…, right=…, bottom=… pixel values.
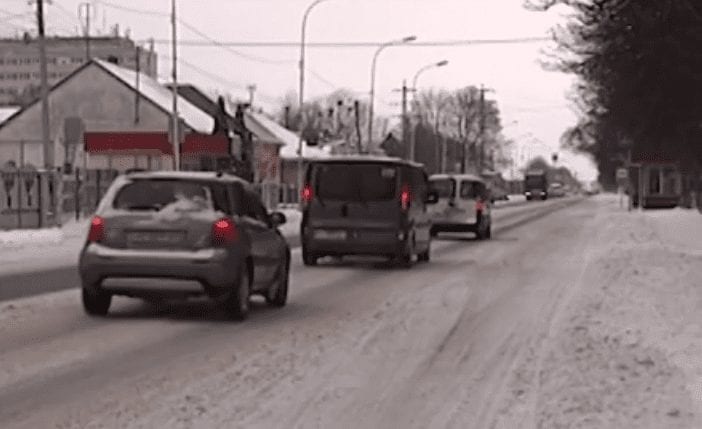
left=402, top=35, right=417, bottom=43
left=437, top=60, right=449, bottom=67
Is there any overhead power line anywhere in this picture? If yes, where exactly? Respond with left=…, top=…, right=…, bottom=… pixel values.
left=94, top=0, right=340, bottom=90
left=94, top=0, right=166, bottom=18
left=159, top=54, right=281, bottom=104
left=176, top=19, right=294, bottom=66
left=51, top=2, right=84, bottom=27
left=0, top=10, right=33, bottom=23
left=140, top=37, right=552, bottom=48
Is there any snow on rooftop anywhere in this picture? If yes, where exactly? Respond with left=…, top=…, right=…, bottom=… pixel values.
left=95, top=59, right=214, bottom=134
left=0, top=106, right=20, bottom=124
left=245, top=110, right=331, bottom=160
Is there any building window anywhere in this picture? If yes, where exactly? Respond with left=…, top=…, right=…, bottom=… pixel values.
left=8, top=58, right=17, bottom=65
left=0, top=58, right=4, bottom=65
left=20, top=73, right=30, bottom=80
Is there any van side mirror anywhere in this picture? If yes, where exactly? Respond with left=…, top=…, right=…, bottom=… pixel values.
left=424, top=191, right=439, bottom=204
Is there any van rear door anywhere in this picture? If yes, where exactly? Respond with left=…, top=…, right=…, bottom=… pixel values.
left=306, top=162, right=401, bottom=234
left=455, top=180, right=488, bottom=225
left=427, top=176, right=455, bottom=221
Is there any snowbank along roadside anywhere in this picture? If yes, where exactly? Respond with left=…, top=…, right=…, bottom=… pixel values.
left=492, top=194, right=702, bottom=429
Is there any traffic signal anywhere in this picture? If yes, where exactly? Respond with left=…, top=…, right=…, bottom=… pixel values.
left=552, top=153, right=558, bottom=163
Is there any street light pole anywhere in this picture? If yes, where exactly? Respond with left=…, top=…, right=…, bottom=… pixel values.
left=408, top=60, right=448, bottom=162
left=297, top=0, right=330, bottom=207
left=368, top=35, right=416, bottom=154
left=170, top=0, right=180, bottom=171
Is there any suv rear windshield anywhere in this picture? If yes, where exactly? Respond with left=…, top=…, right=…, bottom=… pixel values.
left=430, top=178, right=455, bottom=198
left=314, top=163, right=398, bottom=201
left=113, top=179, right=230, bottom=212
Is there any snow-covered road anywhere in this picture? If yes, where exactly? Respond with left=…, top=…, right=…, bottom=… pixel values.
left=1, top=195, right=699, bottom=428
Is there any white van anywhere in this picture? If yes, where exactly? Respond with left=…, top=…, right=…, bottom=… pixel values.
left=428, top=174, right=492, bottom=240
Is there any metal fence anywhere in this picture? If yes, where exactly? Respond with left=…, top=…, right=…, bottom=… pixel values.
left=0, top=170, right=60, bottom=230
left=62, top=169, right=297, bottom=221
left=61, top=168, right=120, bottom=220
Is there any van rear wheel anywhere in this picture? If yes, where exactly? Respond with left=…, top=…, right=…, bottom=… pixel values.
left=302, top=247, right=318, bottom=266
left=418, top=246, right=430, bottom=262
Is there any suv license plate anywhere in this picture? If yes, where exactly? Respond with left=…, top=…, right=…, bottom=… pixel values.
left=314, top=230, right=347, bottom=240
left=127, top=231, right=185, bottom=247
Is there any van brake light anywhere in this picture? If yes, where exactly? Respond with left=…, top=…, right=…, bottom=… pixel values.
left=301, top=184, right=313, bottom=205
left=475, top=199, right=485, bottom=212
left=401, top=185, right=411, bottom=211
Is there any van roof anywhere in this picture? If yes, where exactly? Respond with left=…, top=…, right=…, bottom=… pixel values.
left=429, top=173, right=485, bottom=183
left=309, top=155, right=424, bottom=168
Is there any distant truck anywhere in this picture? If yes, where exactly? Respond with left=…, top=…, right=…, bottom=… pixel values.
left=524, top=169, right=548, bottom=200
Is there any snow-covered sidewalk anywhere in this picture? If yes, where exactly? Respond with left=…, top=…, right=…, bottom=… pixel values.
left=0, top=208, right=302, bottom=277
left=494, top=194, right=702, bottom=428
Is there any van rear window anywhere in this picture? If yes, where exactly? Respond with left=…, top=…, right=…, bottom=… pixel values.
left=430, top=178, right=455, bottom=198
left=460, top=181, right=484, bottom=199
left=315, top=163, right=397, bottom=201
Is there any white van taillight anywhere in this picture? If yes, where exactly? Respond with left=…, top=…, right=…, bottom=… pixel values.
left=301, top=184, right=313, bottom=206
left=400, top=185, right=411, bottom=211
left=87, top=216, right=105, bottom=243
left=475, top=199, right=485, bottom=212
left=212, top=218, right=237, bottom=246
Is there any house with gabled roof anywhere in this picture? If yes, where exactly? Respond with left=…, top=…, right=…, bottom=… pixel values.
left=0, top=58, right=230, bottom=172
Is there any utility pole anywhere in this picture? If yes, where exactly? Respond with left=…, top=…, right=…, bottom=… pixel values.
left=247, top=84, right=257, bottom=108
left=478, top=84, right=486, bottom=175
left=134, top=45, right=141, bottom=124
left=36, top=0, right=52, bottom=227
left=284, top=105, right=291, bottom=129
left=354, top=100, right=362, bottom=154
left=36, top=1, right=51, bottom=169
left=392, top=80, right=412, bottom=159
left=170, top=0, right=180, bottom=171
left=78, top=2, right=92, bottom=61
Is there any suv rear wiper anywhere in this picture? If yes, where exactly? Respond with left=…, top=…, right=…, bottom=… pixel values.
left=125, top=204, right=161, bottom=211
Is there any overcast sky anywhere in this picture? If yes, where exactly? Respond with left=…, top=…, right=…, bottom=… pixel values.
left=2, top=0, right=597, bottom=181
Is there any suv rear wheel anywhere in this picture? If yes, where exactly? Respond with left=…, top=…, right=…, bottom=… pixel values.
left=223, top=266, right=250, bottom=321
left=82, top=285, right=112, bottom=316
left=266, top=258, right=289, bottom=307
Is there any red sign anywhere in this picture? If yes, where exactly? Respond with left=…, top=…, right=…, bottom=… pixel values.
left=84, top=132, right=229, bottom=156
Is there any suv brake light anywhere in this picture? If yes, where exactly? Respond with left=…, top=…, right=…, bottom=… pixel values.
left=87, top=216, right=105, bottom=243
left=212, top=218, right=238, bottom=246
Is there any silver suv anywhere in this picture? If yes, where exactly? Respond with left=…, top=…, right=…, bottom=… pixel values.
left=78, top=171, right=290, bottom=320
